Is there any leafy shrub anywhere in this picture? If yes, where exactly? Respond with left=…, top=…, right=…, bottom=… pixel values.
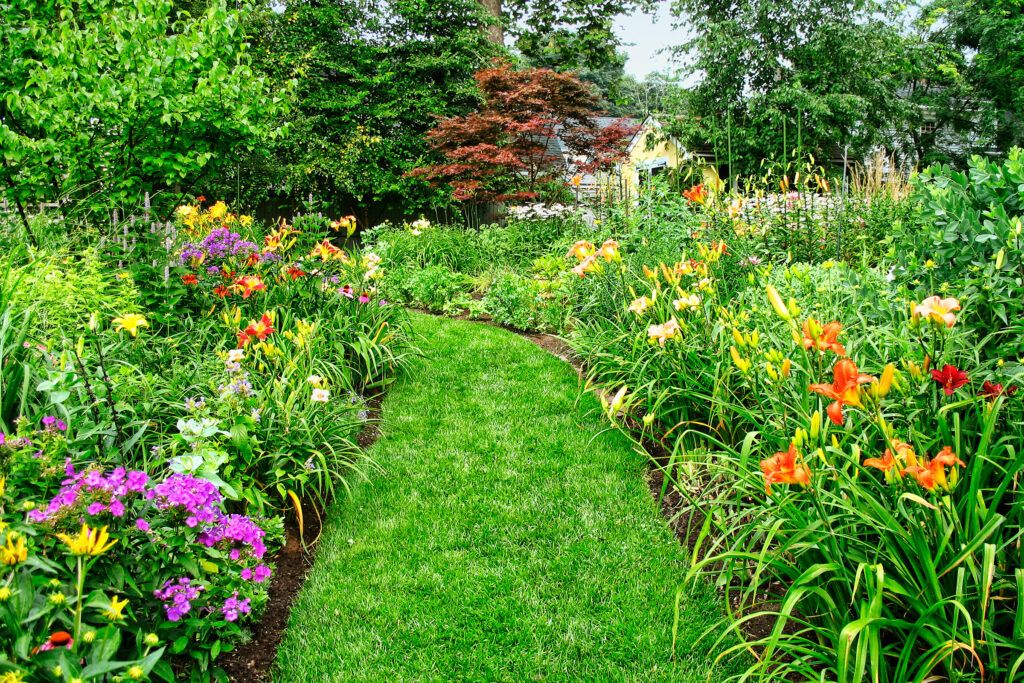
left=483, top=272, right=542, bottom=331
left=897, top=149, right=1024, bottom=358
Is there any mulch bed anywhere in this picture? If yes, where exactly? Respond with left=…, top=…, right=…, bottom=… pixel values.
left=219, top=392, right=385, bottom=682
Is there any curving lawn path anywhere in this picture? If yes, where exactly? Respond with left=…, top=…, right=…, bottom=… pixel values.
left=274, top=313, right=735, bottom=682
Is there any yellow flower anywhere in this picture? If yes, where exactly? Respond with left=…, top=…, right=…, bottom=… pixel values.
left=103, top=595, right=129, bottom=621
left=112, top=314, right=148, bottom=338
left=0, top=672, right=25, bottom=683
left=1, top=532, right=28, bottom=566
left=766, top=284, right=790, bottom=321
left=208, top=201, right=228, bottom=220
left=127, top=665, right=145, bottom=680
left=48, top=592, right=66, bottom=605
left=0, top=586, right=12, bottom=601
left=57, top=524, right=117, bottom=557
left=0, top=475, right=5, bottom=496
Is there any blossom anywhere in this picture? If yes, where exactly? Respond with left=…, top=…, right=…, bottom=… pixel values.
left=682, top=183, right=707, bottom=204
left=904, top=446, right=965, bottom=491
left=672, top=293, right=701, bottom=312
left=103, top=595, right=129, bottom=621
left=135, top=518, right=150, bottom=532
left=287, top=266, right=307, bottom=280
left=35, top=631, right=73, bottom=653
left=801, top=319, right=846, bottom=356
left=233, top=275, right=266, bottom=299
left=182, top=274, right=199, bottom=286
left=309, top=239, right=347, bottom=261
left=760, top=443, right=811, bottom=495
left=57, top=524, right=117, bottom=556
left=241, top=564, right=272, bottom=583
left=213, top=285, right=231, bottom=298
left=864, top=439, right=918, bottom=473
left=648, top=319, right=681, bottom=346
left=1, top=532, right=28, bottom=566
left=913, top=296, right=960, bottom=328
left=154, top=577, right=204, bottom=622
left=809, top=359, right=876, bottom=425
left=339, top=284, right=355, bottom=299
left=566, top=240, right=596, bottom=261
left=221, top=592, right=252, bottom=622
left=597, top=239, right=620, bottom=262
left=112, top=314, right=148, bottom=337
left=980, top=381, right=1017, bottom=400
left=627, top=296, right=652, bottom=316
left=243, top=313, right=276, bottom=342
left=312, top=388, right=330, bottom=403
left=931, top=364, right=969, bottom=396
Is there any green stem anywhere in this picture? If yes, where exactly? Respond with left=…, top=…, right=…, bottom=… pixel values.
left=73, top=556, right=85, bottom=649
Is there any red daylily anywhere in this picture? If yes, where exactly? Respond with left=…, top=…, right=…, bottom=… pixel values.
left=760, top=443, right=811, bottom=495
left=287, top=266, right=307, bottom=280
left=181, top=274, right=199, bottom=286
left=243, top=314, right=275, bottom=342
left=930, top=364, right=969, bottom=396
left=980, top=381, right=1018, bottom=400
left=213, top=285, right=231, bottom=298
left=801, top=318, right=846, bottom=356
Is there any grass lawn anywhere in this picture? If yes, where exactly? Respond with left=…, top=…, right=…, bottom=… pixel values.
left=274, top=313, right=738, bottom=681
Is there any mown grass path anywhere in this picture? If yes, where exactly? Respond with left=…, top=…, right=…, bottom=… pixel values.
left=274, top=313, right=734, bottom=682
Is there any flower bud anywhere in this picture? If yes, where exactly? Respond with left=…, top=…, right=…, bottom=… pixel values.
left=144, top=633, right=160, bottom=647
left=809, top=410, right=821, bottom=442
left=766, top=285, right=790, bottom=320
left=876, top=363, right=895, bottom=398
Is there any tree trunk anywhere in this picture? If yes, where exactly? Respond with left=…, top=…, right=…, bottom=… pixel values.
left=479, top=0, right=503, bottom=45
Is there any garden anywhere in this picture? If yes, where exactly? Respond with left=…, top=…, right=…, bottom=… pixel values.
left=2, top=0, right=1023, bottom=680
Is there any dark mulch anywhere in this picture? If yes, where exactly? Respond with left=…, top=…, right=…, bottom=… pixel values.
left=219, top=391, right=386, bottom=682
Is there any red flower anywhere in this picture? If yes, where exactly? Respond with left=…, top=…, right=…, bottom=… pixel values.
left=196, top=195, right=206, bottom=204
left=809, top=359, right=876, bottom=425
left=181, top=274, right=199, bottom=286
left=980, top=381, right=1018, bottom=400
left=930, top=364, right=969, bottom=396
left=287, top=266, right=307, bottom=280
left=683, top=184, right=707, bottom=205
left=213, top=285, right=231, bottom=298
left=244, top=313, right=275, bottom=342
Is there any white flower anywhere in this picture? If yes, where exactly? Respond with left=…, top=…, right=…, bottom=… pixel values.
left=311, top=388, right=330, bottom=403
left=227, top=349, right=244, bottom=362
left=307, top=374, right=323, bottom=386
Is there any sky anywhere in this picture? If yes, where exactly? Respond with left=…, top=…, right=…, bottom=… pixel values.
left=614, top=4, right=686, bottom=79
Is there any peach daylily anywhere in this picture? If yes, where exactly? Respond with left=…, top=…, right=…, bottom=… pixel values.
left=913, top=296, right=961, bottom=328
left=597, top=239, right=620, bottom=262
left=571, top=253, right=601, bottom=278
left=648, top=319, right=681, bottom=346
left=801, top=318, right=846, bottom=356
left=760, top=443, right=811, bottom=495
left=566, top=240, right=596, bottom=261
left=809, top=359, right=876, bottom=425
left=628, top=295, right=653, bottom=316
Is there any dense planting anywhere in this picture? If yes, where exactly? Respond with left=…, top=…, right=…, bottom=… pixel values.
left=371, top=152, right=1024, bottom=681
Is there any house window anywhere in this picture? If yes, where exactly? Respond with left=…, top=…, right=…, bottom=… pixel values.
left=920, top=120, right=938, bottom=136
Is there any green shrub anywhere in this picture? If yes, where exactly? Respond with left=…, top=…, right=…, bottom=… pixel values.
left=483, top=272, right=541, bottom=330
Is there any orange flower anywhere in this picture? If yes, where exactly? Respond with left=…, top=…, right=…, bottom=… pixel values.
left=863, top=439, right=917, bottom=473
left=309, top=239, right=347, bottom=261
left=181, top=273, right=199, bottom=286
left=801, top=318, right=846, bottom=356
left=232, top=275, right=266, bottom=299
left=904, top=447, right=965, bottom=491
left=683, top=183, right=707, bottom=205
left=809, top=359, right=876, bottom=425
left=213, top=285, right=231, bottom=298
left=760, top=443, right=811, bottom=495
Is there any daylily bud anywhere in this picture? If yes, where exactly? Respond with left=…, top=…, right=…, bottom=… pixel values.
left=996, top=249, right=1005, bottom=270
left=730, top=346, right=751, bottom=374
left=787, top=297, right=800, bottom=318
left=793, top=428, right=806, bottom=447
left=765, top=362, right=778, bottom=381
left=876, top=363, right=895, bottom=397
left=766, top=285, right=790, bottom=320
left=76, top=335, right=85, bottom=358
left=642, top=413, right=655, bottom=427
left=831, top=435, right=840, bottom=450
left=750, top=330, right=760, bottom=347
left=88, top=311, right=99, bottom=332
left=809, top=410, right=821, bottom=442
left=732, top=328, right=746, bottom=347
left=780, top=358, right=792, bottom=377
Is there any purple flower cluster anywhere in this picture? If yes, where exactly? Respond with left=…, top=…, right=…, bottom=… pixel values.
left=240, top=564, right=272, bottom=583
left=197, top=514, right=267, bottom=560
left=29, top=461, right=149, bottom=523
left=147, top=473, right=222, bottom=528
left=41, top=415, right=68, bottom=432
left=217, top=373, right=253, bottom=399
left=180, top=228, right=257, bottom=264
left=221, top=592, right=252, bottom=622
left=154, top=577, right=205, bottom=622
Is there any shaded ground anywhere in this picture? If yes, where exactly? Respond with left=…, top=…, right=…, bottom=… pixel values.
left=274, top=313, right=738, bottom=682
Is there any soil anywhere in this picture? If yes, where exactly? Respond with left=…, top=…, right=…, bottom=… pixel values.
left=218, top=391, right=386, bottom=682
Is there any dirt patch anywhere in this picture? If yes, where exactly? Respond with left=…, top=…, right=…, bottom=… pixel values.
left=219, top=390, right=386, bottom=682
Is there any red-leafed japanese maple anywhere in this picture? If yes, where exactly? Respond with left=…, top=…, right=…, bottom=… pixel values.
left=410, top=61, right=638, bottom=204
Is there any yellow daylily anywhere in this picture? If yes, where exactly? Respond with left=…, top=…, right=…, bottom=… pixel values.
left=112, top=314, right=148, bottom=338
left=57, top=524, right=117, bottom=557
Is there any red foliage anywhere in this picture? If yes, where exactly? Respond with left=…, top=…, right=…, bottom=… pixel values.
left=410, top=60, right=639, bottom=203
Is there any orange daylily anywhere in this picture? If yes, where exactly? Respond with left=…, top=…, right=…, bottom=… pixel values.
left=809, top=359, right=876, bottom=425
left=801, top=318, right=846, bottom=356
left=597, top=239, right=620, bottom=262
left=309, top=239, right=347, bottom=262
left=760, top=443, right=811, bottom=495
left=863, top=439, right=918, bottom=473
left=903, top=447, right=965, bottom=491
left=682, top=183, right=707, bottom=205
